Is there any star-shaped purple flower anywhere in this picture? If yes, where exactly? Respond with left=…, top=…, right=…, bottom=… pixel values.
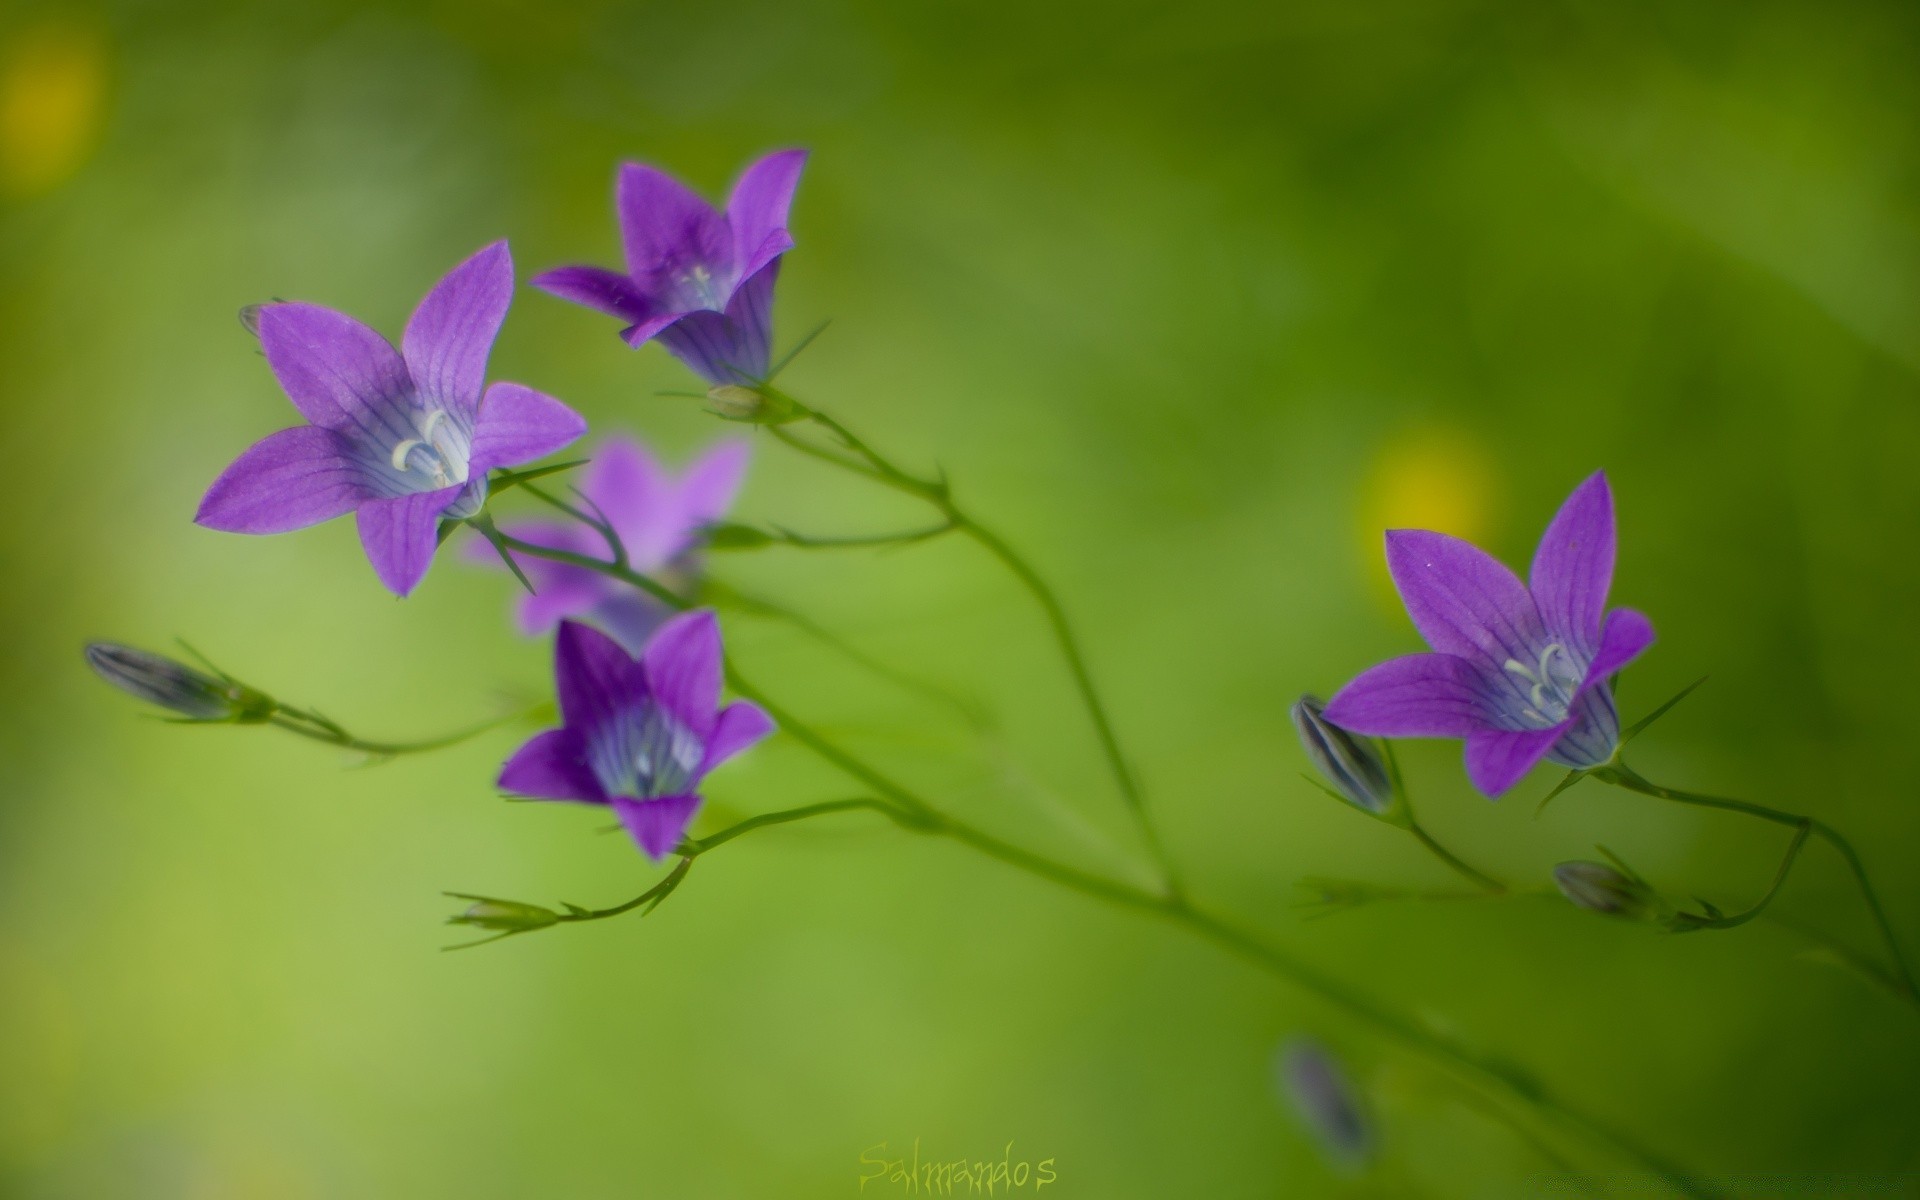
left=476, top=434, right=750, bottom=653
left=1325, top=471, right=1655, bottom=797
left=196, top=242, right=588, bottom=597
left=498, top=613, right=775, bottom=860
left=532, top=149, right=807, bottom=386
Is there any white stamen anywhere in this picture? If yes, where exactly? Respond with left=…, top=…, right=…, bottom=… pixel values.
left=390, top=438, right=425, bottom=470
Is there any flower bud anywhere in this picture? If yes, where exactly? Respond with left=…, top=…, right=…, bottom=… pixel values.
left=1552, top=861, right=1658, bottom=920
left=84, top=642, right=271, bottom=721
left=1276, top=1038, right=1374, bottom=1169
left=1291, top=696, right=1396, bottom=817
left=237, top=303, right=264, bottom=337
left=704, top=383, right=799, bottom=425
left=446, top=897, right=561, bottom=933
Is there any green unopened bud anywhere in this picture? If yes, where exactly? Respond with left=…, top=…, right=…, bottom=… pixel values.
left=445, top=896, right=561, bottom=933
left=84, top=642, right=273, bottom=721
left=1291, top=696, right=1399, bottom=819
left=1552, top=861, right=1659, bottom=920
left=704, top=384, right=800, bottom=425
left=703, top=521, right=776, bottom=551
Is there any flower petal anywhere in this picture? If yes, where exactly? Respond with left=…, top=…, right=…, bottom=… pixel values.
left=403, top=240, right=514, bottom=413
left=531, top=265, right=652, bottom=325
left=1548, top=686, right=1620, bottom=770
left=1324, top=653, right=1496, bottom=737
left=655, top=260, right=778, bottom=385
left=1385, top=529, right=1546, bottom=671
left=498, top=727, right=606, bottom=803
left=1529, top=471, right=1615, bottom=656
left=354, top=485, right=462, bottom=596
left=256, top=302, right=412, bottom=433
left=1463, top=724, right=1569, bottom=798
left=1585, top=607, right=1655, bottom=685
left=616, top=162, right=732, bottom=286
left=468, top=382, right=587, bottom=475
left=676, top=439, right=752, bottom=532
left=580, top=438, right=674, bottom=567
left=610, top=793, right=702, bottom=861
left=696, top=701, right=775, bottom=778
left=553, top=619, right=644, bottom=734
left=727, top=148, right=806, bottom=280
left=640, top=609, right=723, bottom=738
left=587, top=593, right=677, bottom=658
left=195, top=426, right=370, bottom=534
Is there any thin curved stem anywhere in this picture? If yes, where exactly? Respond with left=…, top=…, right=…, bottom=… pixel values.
left=266, top=703, right=538, bottom=758
left=762, top=396, right=1184, bottom=900
left=1675, top=821, right=1811, bottom=932
left=1597, top=761, right=1916, bottom=999
left=1407, top=819, right=1506, bottom=893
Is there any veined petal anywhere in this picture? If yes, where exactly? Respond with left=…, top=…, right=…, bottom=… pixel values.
left=257, top=302, right=412, bottom=434
left=532, top=265, right=652, bottom=324
left=1529, top=471, right=1615, bottom=656
left=1548, top=686, right=1620, bottom=770
left=1583, top=608, right=1655, bottom=686
left=616, top=162, right=732, bottom=287
left=553, top=620, right=645, bottom=735
left=1464, top=724, right=1569, bottom=798
left=640, top=609, right=724, bottom=738
left=611, top=793, right=702, bottom=861
left=1323, top=653, right=1493, bottom=737
left=654, top=261, right=778, bottom=385
left=196, top=426, right=369, bottom=534
left=498, top=727, right=607, bottom=803
left=696, top=701, right=775, bottom=779
left=355, top=485, right=463, bottom=596
left=1385, top=529, right=1546, bottom=671
left=468, top=382, right=587, bottom=475
left=403, top=240, right=514, bottom=414
left=727, top=148, right=807, bottom=279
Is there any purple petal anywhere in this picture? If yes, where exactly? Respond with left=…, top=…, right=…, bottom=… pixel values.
left=616, top=162, right=732, bottom=286
left=588, top=593, right=677, bottom=658
left=620, top=311, right=690, bottom=350
left=468, top=382, right=587, bottom=475
left=531, top=265, right=651, bottom=324
left=195, top=426, right=369, bottom=534
left=355, top=485, right=462, bottom=596
left=640, top=609, right=723, bottom=738
left=696, top=701, right=775, bottom=779
left=1385, top=529, right=1546, bottom=672
left=1463, top=724, right=1569, bottom=797
left=610, top=793, right=702, bottom=861
left=553, top=619, right=644, bottom=733
left=1548, top=686, right=1620, bottom=770
left=580, top=438, right=674, bottom=566
left=402, top=240, right=514, bottom=414
left=1323, top=653, right=1494, bottom=738
left=677, top=439, right=752, bottom=531
left=1584, top=608, right=1655, bottom=685
left=256, top=303, right=411, bottom=433
left=726, top=148, right=806, bottom=280
left=1529, top=471, right=1615, bottom=656
left=471, top=520, right=618, bottom=637
left=498, top=727, right=606, bottom=803
left=655, top=261, right=778, bottom=385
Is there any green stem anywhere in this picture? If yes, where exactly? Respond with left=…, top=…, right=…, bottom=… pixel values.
left=1597, top=761, right=1916, bottom=998
left=765, top=396, right=1184, bottom=900
left=266, top=704, right=536, bottom=758
left=475, top=523, right=1712, bottom=1196
left=767, top=520, right=957, bottom=550
left=1407, top=819, right=1506, bottom=893
left=1675, top=821, right=1811, bottom=931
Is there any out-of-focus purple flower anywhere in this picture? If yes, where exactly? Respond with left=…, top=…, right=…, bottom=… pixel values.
left=1325, top=472, right=1654, bottom=798
left=533, top=150, right=807, bottom=386
left=1276, top=1038, right=1374, bottom=1169
left=498, top=614, right=774, bottom=860
left=195, top=242, right=587, bottom=597
left=475, top=435, right=749, bottom=654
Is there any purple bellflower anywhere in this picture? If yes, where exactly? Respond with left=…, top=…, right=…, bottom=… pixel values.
left=475, top=435, right=750, bottom=653
left=196, top=242, right=587, bottom=596
left=498, top=613, right=775, bottom=860
left=532, top=149, right=807, bottom=386
left=1324, top=471, right=1655, bottom=797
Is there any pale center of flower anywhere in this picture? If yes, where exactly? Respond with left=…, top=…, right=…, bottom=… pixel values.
left=672, top=263, right=728, bottom=312
left=1503, top=643, right=1582, bottom=727
left=385, top=408, right=469, bottom=490
left=592, top=706, right=704, bottom=801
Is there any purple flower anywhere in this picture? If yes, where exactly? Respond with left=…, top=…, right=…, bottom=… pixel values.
left=476, top=435, right=750, bottom=653
left=498, top=613, right=774, bottom=860
left=1324, top=471, right=1655, bottom=797
left=195, top=242, right=587, bottom=597
left=532, top=149, right=807, bottom=386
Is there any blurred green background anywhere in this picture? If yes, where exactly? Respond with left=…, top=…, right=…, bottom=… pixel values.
left=5, top=0, right=1920, bottom=1196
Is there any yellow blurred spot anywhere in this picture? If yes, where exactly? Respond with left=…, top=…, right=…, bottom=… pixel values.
left=0, top=21, right=109, bottom=198
left=1358, top=426, right=1500, bottom=610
